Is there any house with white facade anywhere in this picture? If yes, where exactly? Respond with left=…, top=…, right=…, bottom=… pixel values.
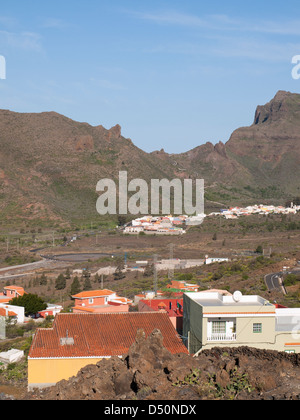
left=0, top=303, right=25, bottom=324
left=205, top=256, right=229, bottom=265
left=183, top=291, right=300, bottom=355
left=123, top=225, right=145, bottom=234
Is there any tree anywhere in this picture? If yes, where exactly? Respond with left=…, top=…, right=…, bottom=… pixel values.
left=143, top=262, right=154, bottom=278
left=256, top=245, right=263, bottom=254
left=83, top=277, right=92, bottom=291
left=117, top=215, right=127, bottom=226
left=70, top=276, right=81, bottom=295
left=114, top=257, right=126, bottom=281
left=40, top=273, right=48, bottom=286
left=10, top=294, right=47, bottom=316
left=55, top=273, right=66, bottom=290
left=284, top=274, right=298, bottom=286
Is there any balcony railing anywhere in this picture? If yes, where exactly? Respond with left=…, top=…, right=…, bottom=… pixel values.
left=207, top=333, right=237, bottom=342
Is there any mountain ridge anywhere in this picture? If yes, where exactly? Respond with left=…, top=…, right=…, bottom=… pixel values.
left=0, top=90, right=299, bottom=227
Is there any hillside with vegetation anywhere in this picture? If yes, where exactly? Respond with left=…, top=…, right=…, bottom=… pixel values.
left=1, top=91, right=300, bottom=229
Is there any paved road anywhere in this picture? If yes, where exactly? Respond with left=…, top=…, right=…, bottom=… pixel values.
left=45, top=253, right=111, bottom=263
left=0, top=273, right=35, bottom=281
left=265, top=272, right=283, bottom=291
left=264, top=268, right=300, bottom=294
left=0, top=258, right=69, bottom=282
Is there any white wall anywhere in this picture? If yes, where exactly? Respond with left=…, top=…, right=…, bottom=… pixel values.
left=0, top=303, right=25, bottom=324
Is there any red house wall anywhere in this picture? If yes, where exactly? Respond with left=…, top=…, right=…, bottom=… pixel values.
left=75, top=296, right=106, bottom=307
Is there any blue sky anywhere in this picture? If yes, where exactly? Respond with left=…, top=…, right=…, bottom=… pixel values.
left=0, top=0, right=300, bottom=153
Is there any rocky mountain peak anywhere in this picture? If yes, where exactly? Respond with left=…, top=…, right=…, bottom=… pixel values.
left=254, top=90, right=293, bottom=125
left=273, top=90, right=292, bottom=101
left=109, top=124, right=122, bottom=138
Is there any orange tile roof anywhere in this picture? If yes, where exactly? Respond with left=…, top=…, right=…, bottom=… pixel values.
left=4, top=285, right=25, bottom=291
left=0, top=297, right=11, bottom=303
left=72, top=289, right=115, bottom=299
left=4, top=286, right=26, bottom=296
left=28, top=312, right=188, bottom=359
left=0, top=308, right=17, bottom=317
left=73, top=306, right=96, bottom=313
left=110, top=297, right=132, bottom=304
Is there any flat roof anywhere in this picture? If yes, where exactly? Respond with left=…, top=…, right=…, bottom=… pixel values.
left=276, top=308, right=300, bottom=332
left=185, top=292, right=274, bottom=308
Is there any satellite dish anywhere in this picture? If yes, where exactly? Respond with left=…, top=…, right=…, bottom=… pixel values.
left=233, top=291, right=243, bottom=303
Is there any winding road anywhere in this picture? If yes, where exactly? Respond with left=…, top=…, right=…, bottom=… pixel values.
left=264, top=267, right=300, bottom=294
left=265, top=272, right=284, bottom=291
left=0, top=257, right=69, bottom=282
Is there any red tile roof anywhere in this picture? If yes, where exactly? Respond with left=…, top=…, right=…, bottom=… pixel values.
left=28, top=312, right=188, bottom=359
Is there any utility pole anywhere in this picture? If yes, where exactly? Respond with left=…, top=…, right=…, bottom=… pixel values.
left=168, top=243, right=174, bottom=281
left=101, top=274, right=104, bottom=290
left=263, top=248, right=272, bottom=258
left=153, top=254, right=158, bottom=297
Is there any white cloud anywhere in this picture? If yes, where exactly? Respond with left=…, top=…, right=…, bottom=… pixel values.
left=130, top=9, right=300, bottom=36
left=0, top=30, right=43, bottom=52
left=41, top=18, right=73, bottom=30
left=131, top=10, right=209, bottom=27
left=0, top=16, right=18, bottom=28
left=90, top=77, right=127, bottom=91
left=128, top=9, right=300, bottom=63
left=208, top=34, right=300, bottom=62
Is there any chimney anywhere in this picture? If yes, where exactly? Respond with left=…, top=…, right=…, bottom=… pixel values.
left=60, top=329, right=74, bottom=346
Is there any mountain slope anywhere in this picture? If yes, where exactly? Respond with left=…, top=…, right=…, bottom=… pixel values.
left=159, top=90, right=300, bottom=204
left=0, top=90, right=300, bottom=227
left=226, top=90, right=300, bottom=194
left=0, top=110, right=177, bottom=227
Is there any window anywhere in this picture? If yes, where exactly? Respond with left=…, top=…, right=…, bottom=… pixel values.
left=253, top=323, right=262, bottom=333
left=89, top=298, right=94, bottom=304
left=212, top=321, right=226, bottom=334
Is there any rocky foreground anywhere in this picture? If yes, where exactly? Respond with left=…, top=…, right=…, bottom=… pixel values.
left=25, top=329, right=300, bottom=401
